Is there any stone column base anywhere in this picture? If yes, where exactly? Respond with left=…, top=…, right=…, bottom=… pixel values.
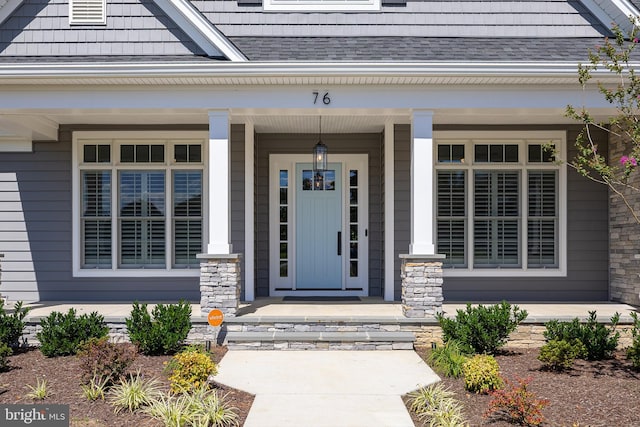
left=198, top=254, right=242, bottom=318
left=400, top=254, right=445, bottom=318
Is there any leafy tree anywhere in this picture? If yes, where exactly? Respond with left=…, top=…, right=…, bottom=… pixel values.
left=566, top=18, right=640, bottom=223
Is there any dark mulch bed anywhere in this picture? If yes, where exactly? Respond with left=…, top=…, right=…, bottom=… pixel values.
left=409, top=347, right=640, bottom=426
left=0, top=346, right=253, bottom=427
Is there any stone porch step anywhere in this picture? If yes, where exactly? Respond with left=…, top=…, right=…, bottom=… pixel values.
left=224, top=331, right=416, bottom=350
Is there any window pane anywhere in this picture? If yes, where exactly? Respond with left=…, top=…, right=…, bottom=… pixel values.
left=350, top=261, right=358, bottom=277
left=350, top=242, right=358, bottom=259
left=82, top=171, right=111, bottom=217
left=280, top=261, right=288, bottom=277
left=324, top=170, right=335, bottom=190
left=438, top=145, right=450, bottom=162
left=437, top=171, right=465, bottom=217
left=151, top=145, right=164, bottom=163
left=350, top=224, right=358, bottom=241
left=175, top=145, right=188, bottom=162
left=120, top=219, right=166, bottom=267
left=120, top=145, right=134, bottom=162
left=475, top=145, right=488, bottom=163
left=280, top=206, right=287, bottom=222
left=505, top=145, right=518, bottom=162
left=451, top=144, right=465, bottom=162
left=350, top=206, right=358, bottom=223
left=350, top=188, right=358, bottom=204
left=174, top=172, right=202, bottom=217
left=528, top=144, right=541, bottom=163
left=302, top=170, right=312, bottom=190
left=188, top=145, right=201, bottom=162
left=490, top=145, right=503, bottom=162
left=280, top=224, right=288, bottom=240
left=437, top=220, right=466, bottom=266
left=280, top=242, right=288, bottom=259
left=174, top=219, right=202, bottom=266
left=280, top=170, right=288, bottom=187
left=280, top=188, right=288, bottom=205
left=528, top=171, right=557, bottom=267
left=350, top=170, right=357, bottom=187
left=474, top=171, right=520, bottom=267
left=136, top=145, right=150, bottom=162
left=83, top=220, right=111, bottom=267
left=84, top=145, right=96, bottom=163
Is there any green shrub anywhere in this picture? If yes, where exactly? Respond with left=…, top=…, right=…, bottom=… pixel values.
left=125, top=301, right=191, bottom=355
left=145, top=387, right=239, bottom=427
left=109, top=370, right=163, bottom=413
left=408, top=383, right=468, bottom=427
left=0, top=342, right=12, bottom=371
left=543, top=311, right=620, bottom=360
left=437, top=301, right=528, bottom=354
left=538, top=339, right=586, bottom=371
left=37, top=309, right=108, bottom=357
left=626, top=312, right=640, bottom=370
left=427, top=340, right=469, bottom=378
left=484, top=376, right=549, bottom=426
left=462, top=354, right=503, bottom=394
left=0, top=300, right=30, bottom=348
left=165, top=345, right=218, bottom=394
left=77, top=337, right=138, bottom=383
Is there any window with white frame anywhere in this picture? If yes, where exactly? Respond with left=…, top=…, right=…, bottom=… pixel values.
left=74, top=134, right=206, bottom=276
left=263, top=0, right=380, bottom=12
left=435, top=133, right=565, bottom=274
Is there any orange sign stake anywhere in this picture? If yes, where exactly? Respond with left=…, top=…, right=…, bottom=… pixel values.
left=207, top=309, right=224, bottom=327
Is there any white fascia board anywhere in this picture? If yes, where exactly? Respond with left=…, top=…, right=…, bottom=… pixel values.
left=0, top=0, right=24, bottom=26
left=0, top=61, right=631, bottom=82
left=152, top=0, right=247, bottom=61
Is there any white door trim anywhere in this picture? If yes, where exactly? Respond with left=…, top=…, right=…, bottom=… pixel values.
left=269, top=154, right=369, bottom=296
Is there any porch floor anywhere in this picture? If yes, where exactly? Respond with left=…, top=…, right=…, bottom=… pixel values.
left=20, top=298, right=638, bottom=323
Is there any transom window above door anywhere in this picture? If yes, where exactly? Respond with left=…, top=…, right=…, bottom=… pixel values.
left=72, top=132, right=207, bottom=277
left=434, top=131, right=567, bottom=277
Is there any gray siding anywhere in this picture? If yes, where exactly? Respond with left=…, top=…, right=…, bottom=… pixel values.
left=0, top=0, right=206, bottom=57
left=0, top=125, right=213, bottom=303
left=440, top=127, right=609, bottom=302
left=230, top=124, right=246, bottom=299
left=393, top=124, right=410, bottom=300
left=255, top=133, right=383, bottom=297
left=193, top=0, right=608, bottom=38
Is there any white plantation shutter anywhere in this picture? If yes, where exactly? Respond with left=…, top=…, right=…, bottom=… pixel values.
left=436, top=171, right=466, bottom=266
left=70, top=0, right=106, bottom=25
left=473, top=171, right=520, bottom=267
left=528, top=171, right=558, bottom=267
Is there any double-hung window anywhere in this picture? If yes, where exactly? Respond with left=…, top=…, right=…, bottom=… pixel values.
left=435, top=132, right=566, bottom=276
left=74, top=132, right=206, bottom=277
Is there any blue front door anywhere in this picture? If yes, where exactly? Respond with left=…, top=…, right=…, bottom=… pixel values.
left=295, top=163, right=342, bottom=289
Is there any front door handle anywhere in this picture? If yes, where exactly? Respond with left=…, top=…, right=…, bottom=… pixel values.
left=337, top=231, right=342, bottom=256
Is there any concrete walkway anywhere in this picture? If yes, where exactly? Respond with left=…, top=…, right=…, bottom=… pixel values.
left=215, top=350, right=439, bottom=427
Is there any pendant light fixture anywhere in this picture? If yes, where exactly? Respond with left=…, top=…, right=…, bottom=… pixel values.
left=313, top=116, right=328, bottom=172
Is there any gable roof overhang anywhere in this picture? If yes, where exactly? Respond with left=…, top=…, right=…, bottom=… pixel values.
left=0, top=0, right=247, bottom=61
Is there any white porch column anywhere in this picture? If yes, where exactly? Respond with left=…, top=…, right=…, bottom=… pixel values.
left=207, top=111, right=232, bottom=254
left=244, top=121, right=255, bottom=301
left=410, top=110, right=436, bottom=255
left=384, top=121, right=395, bottom=301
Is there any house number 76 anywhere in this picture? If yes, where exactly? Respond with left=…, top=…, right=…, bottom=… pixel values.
left=313, top=91, right=331, bottom=105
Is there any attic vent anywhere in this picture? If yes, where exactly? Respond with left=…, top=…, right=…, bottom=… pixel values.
left=69, top=0, right=106, bottom=25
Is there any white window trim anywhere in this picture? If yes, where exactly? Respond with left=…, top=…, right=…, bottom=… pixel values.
left=72, top=131, right=208, bottom=278
left=264, top=0, right=381, bottom=12
left=69, top=0, right=107, bottom=25
left=433, top=131, right=567, bottom=278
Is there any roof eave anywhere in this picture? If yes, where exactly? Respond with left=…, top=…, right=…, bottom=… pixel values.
left=0, top=61, right=628, bottom=85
